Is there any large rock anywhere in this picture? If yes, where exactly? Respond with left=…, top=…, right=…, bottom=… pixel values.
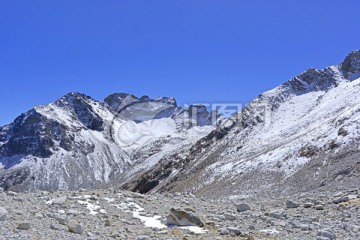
left=219, top=227, right=241, bottom=235
left=286, top=200, right=300, bottom=209
left=226, top=227, right=241, bottom=235
left=166, top=208, right=204, bottom=227
left=68, top=221, right=84, bottom=234
left=52, top=196, right=67, bottom=206
left=136, top=236, right=151, bottom=240
left=0, top=207, right=7, bottom=221
left=17, top=222, right=31, bottom=230
left=317, top=229, right=336, bottom=239
left=235, top=203, right=251, bottom=212
left=53, top=214, right=67, bottom=225
left=268, top=210, right=286, bottom=219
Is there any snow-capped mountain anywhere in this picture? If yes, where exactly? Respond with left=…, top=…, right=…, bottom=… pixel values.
left=123, top=50, right=360, bottom=198
left=1, top=50, right=360, bottom=197
left=0, top=92, right=217, bottom=191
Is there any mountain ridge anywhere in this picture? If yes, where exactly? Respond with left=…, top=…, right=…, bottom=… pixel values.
left=0, top=50, right=359, bottom=196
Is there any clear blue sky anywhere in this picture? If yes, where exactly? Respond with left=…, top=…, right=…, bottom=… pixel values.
left=1, top=0, right=359, bottom=126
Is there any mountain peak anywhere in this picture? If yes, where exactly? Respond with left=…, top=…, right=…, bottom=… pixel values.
left=340, top=50, right=360, bottom=75
left=61, top=92, right=91, bottom=100
left=103, top=92, right=177, bottom=114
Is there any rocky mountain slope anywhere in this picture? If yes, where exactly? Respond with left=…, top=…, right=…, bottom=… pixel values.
left=122, top=50, right=360, bottom=199
left=0, top=93, right=216, bottom=191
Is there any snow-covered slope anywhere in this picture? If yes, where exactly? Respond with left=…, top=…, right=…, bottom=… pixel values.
left=0, top=92, right=216, bottom=191
left=123, top=50, right=360, bottom=198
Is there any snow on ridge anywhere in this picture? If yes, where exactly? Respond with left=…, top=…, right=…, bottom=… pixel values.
left=201, top=76, right=360, bottom=183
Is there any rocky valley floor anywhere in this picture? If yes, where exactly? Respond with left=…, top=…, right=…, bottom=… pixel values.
left=0, top=188, right=359, bottom=240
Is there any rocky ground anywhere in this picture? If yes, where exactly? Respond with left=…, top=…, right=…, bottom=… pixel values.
left=0, top=188, right=359, bottom=240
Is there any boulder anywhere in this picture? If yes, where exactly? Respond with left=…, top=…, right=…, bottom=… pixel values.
left=50, top=223, right=62, bottom=230
left=227, top=227, right=241, bottom=235
left=315, top=205, right=325, bottom=210
left=317, top=229, right=336, bottom=239
left=0, top=207, right=7, bottom=221
left=219, top=227, right=241, bottom=235
left=224, top=213, right=236, bottom=221
left=68, top=221, right=84, bottom=234
left=235, top=203, right=251, bottom=212
left=303, top=202, right=313, bottom=208
left=268, top=210, right=286, bottom=219
left=136, top=236, right=151, bottom=240
left=17, top=222, right=31, bottom=230
left=51, top=196, right=67, bottom=206
left=166, top=208, right=204, bottom=227
left=286, top=200, right=300, bottom=209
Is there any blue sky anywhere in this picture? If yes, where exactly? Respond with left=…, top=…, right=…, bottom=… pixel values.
left=1, top=0, right=359, bottom=126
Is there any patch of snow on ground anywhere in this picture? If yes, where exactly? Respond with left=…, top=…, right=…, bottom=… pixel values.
left=129, top=202, right=166, bottom=229
left=103, top=197, right=115, bottom=202
left=178, top=226, right=208, bottom=234
left=260, top=228, right=280, bottom=235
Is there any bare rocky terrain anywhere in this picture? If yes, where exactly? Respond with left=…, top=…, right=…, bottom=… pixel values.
left=0, top=187, right=359, bottom=240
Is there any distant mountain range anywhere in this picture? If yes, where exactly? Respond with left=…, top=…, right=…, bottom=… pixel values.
left=1, top=50, right=360, bottom=198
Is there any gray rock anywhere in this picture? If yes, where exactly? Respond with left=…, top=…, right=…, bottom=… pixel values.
left=268, top=210, right=285, bottom=219
left=166, top=208, right=204, bottom=227
left=0, top=207, right=7, bottom=221
left=105, top=219, right=111, bottom=226
left=66, top=209, right=78, bottom=215
left=333, top=197, right=347, bottom=204
left=235, top=203, right=251, bottom=212
left=136, top=235, right=151, bottom=240
left=286, top=200, right=300, bottom=209
left=219, top=228, right=230, bottom=235
left=53, top=214, right=67, bottom=225
left=17, top=222, right=31, bottom=230
left=317, top=229, right=336, bottom=239
left=6, top=191, right=17, bottom=196
left=224, top=213, right=236, bottom=220
left=90, top=195, right=98, bottom=201
left=110, top=233, right=121, bottom=238
left=68, top=221, right=84, bottom=234
left=248, top=225, right=256, bottom=230
left=52, top=196, right=67, bottom=205
left=315, top=205, right=325, bottom=210
left=341, top=196, right=350, bottom=202
left=50, top=223, right=62, bottom=230
left=226, top=227, right=241, bottom=235
left=300, top=224, right=311, bottom=231
left=347, top=194, right=358, bottom=200
left=303, top=202, right=313, bottom=208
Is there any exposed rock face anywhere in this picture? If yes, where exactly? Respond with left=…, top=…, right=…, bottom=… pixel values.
left=104, top=92, right=178, bottom=121
left=340, top=50, right=360, bottom=76
left=1, top=110, right=59, bottom=159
